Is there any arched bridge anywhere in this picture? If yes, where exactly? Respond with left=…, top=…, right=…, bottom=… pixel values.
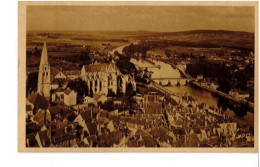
left=152, top=77, right=197, bottom=86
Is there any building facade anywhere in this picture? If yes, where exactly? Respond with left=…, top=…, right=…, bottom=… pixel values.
left=80, top=63, right=121, bottom=96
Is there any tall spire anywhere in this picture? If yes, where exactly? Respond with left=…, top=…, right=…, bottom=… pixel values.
left=37, top=41, right=51, bottom=98
left=40, top=41, right=48, bottom=65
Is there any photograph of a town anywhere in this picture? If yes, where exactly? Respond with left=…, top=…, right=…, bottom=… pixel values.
left=24, top=4, right=256, bottom=149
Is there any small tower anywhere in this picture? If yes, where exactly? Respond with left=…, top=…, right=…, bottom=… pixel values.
left=37, top=42, right=51, bottom=98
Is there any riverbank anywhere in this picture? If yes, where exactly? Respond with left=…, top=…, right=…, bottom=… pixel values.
left=190, top=81, right=254, bottom=109
left=165, top=85, right=254, bottom=128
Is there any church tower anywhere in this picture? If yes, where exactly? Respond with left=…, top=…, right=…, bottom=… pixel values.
left=37, top=42, right=51, bottom=98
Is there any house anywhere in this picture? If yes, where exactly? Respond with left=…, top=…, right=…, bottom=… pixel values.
left=143, top=92, right=164, bottom=104
left=142, top=135, right=157, bottom=147
left=73, top=111, right=93, bottom=131
left=35, top=130, right=51, bottom=147
left=237, top=91, right=250, bottom=99
left=93, top=94, right=108, bottom=104
left=84, top=96, right=94, bottom=104
left=26, top=104, right=34, bottom=120
left=133, top=94, right=144, bottom=106
left=34, top=108, right=51, bottom=127
left=219, top=122, right=237, bottom=136
left=51, top=88, right=77, bottom=106
left=107, top=120, right=115, bottom=133
left=229, top=90, right=249, bottom=99
left=27, top=92, right=50, bottom=110
left=197, top=75, right=203, bottom=80
left=209, top=83, right=219, bottom=90
left=26, top=122, right=41, bottom=135
left=144, top=102, right=163, bottom=114
left=48, top=105, right=71, bottom=121
left=112, top=130, right=126, bottom=147
left=65, top=70, right=80, bottom=80
left=86, top=122, right=98, bottom=136
left=113, top=99, right=122, bottom=105
left=247, top=80, right=254, bottom=88
left=51, top=126, right=77, bottom=146
left=51, top=78, right=60, bottom=90
left=51, top=67, right=67, bottom=80
left=26, top=133, right=39, bottom=147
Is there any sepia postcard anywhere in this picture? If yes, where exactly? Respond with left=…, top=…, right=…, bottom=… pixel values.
left=18, top=1, right=258, bottom=152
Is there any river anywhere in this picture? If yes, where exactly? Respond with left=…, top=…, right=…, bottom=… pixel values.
left=131, top=58, right=254, bottom=127
left=166, top=85, right=254, bottom=127
left=112, top=44, right=254, bottom=127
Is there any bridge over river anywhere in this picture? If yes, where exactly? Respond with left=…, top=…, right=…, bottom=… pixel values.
left=152, top=77, right=197, bottom=86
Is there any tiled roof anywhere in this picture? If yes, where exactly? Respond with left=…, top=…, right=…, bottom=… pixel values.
left=87, top=122, right=98, bottom=136
left=126, top=139, right=138, bottom=147
left=143, top=135, right=157, bottom=147
left=38, top=130, right=51, bottom=147
left=64, top=88, right=74, bottom=95
left=28, top=92, right=49, bottom=110
left=83, top=63, right=118, bottom=73
left=26, top=133, right=39, bottom=147
left=83, top=64, right=107, bottom=73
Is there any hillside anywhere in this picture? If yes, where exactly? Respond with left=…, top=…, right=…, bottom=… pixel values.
left=135, top=30, right=254, bottom=51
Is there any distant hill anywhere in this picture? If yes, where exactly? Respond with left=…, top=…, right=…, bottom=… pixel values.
left=135, top=30, right=254, bottom=51
left=27, top=30, right=254, bottom=51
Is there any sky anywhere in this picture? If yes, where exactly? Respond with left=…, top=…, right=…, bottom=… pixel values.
left=27, top=6, right=255, bottom=32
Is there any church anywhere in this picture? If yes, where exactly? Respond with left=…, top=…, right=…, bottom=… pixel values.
left=37, top=42, right=68, bottom=98
left=80, top=62, right=134, bottom=96
left=37, top=41, right=136, bottom=100
left=37, top=42, right=51, bottom=98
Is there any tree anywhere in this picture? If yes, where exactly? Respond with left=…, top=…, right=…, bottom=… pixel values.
left=217, top=77, right=232, bottom=93
left=116, top=58, right=136, bottom=76
left=26, top=72, right=38, bottom=97
left=234, top=102, right=249, bottom=117
left=67, top=78, right=89, bottom=98
left=165, top=49, right=171, bottom=58
left=100, top=99, right=117, bottom=111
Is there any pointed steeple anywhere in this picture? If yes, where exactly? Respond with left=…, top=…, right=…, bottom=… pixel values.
left=37, top=41, right=51, bottom=98
left=40, top=41, right=48, bottom=65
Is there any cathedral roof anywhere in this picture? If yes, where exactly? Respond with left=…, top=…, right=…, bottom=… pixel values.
left=83, top=64, right=107, bottom=73
left=82, top=63, right=118, bottom=73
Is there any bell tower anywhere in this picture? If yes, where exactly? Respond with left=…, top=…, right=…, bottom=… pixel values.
left=37, top=41, right=51, bottom=98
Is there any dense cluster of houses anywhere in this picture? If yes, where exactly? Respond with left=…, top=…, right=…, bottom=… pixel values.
left=26, top=88, right=253, bottom=147
left=25, top=42, right=253, bottom=148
